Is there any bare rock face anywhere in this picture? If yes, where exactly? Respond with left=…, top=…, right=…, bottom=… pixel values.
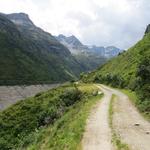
left=6, top=13, right=35, bottom=27
left=56, top=34, right=87, bottom=54
left=0, top=14, right=21, bottom=38
left=56, top=34, right=107, bottom=71
left=145, top=24, right=150, bottom=34
left=56, top=34, right=122, bottom=58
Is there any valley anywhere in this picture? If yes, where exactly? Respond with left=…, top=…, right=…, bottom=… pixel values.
left=0, top=13, right=121, bottom=85
left=0, top=2, right=150, bottom=149
left=56, top=34, right=122, bottom=71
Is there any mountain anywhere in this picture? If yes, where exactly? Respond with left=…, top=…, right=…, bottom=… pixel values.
left=57, top=34, right=82, bottom=47
left=145, top=24, right=150, bottom=34
left=81, top=25, right=150, bottom=115
left=56, top=34, right=107, bottom=71
left=88, top=46, right=105, bottom=56
left=56, top=34, right=123, bottom=72
left=0, top=13, right=84, bottom=85
left=88, top=45, right=123, bottom=58
left=56, top=34, right=122, bottom=58
left=105, top=46, right=123, bottom=58
left=56, top=34, right=89, bottom=54
left=6, top=13, right=35, bottom=28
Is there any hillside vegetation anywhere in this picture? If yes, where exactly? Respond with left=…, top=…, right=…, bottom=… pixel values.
left=0, top=13, right=84, bottom=85
left=81, top=27, right=150, bottom=118
left=0, top=83, right=102, bottom=149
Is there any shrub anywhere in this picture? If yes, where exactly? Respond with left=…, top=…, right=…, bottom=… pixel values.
left=60, top=88, right=82, bottom=106
left=0, top=86, right=82, bottom=149
left=93, top=73, right=125, bottom=88
left=135, top=56, right=150, bottom=113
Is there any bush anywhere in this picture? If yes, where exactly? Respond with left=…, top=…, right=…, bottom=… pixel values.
left=0, top=86, right=82, bottom=149
left=93, top=73, right=125, bottom=88
left=60, top=88, right=82, bottom=106
left=135, top=56, right=150, bottom=113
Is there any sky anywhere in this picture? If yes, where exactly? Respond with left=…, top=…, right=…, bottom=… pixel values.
left=0, top=0, right=150, bottom=49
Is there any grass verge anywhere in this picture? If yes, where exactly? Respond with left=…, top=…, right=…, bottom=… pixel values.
left=109, top=94, right=130, bottom=150
left=26, top=84, right=103, bottom=150
left=0, top=83, right=103, bottom=150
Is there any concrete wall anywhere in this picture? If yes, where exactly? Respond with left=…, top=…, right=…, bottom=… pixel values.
left=0, top=84, right=60, bottom=110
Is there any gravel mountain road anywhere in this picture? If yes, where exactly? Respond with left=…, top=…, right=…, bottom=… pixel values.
left=82, top=84, right=150, bottom=150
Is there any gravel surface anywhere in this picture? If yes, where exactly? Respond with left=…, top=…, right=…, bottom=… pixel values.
left=82, top=84, right=150, bottom=150
left=82, top=85, right=114, bottom=150
left=101, top=85, right=150, bottom=150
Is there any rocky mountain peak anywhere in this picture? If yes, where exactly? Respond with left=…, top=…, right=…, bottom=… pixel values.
left=56, top=34, right=83, bottom=48
left=56, top=34, right=122, bottom=58
left=145, top=24, right=150, bottom=34
left=6, top=12, right=35, bottom=27
left=67, top=35, right=83, bottom=46
left=58, top=34, right=66, bottom=38
left=0, top=14, right=21, bottom=38
left=69, top=35, right=78, bottom=40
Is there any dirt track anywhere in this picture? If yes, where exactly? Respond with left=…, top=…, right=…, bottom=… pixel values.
left=82, top=85, right=114, bottom=150
left=82, top=84, right=150, bottom=150
left=102, top=85, right=150, bottom=150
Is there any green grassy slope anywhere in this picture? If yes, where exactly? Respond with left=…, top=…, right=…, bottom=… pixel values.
left=82, top=34, right=149, bottom=87
left=0, top=14, right=84, bottom=85
left=81, top=28, right=150, bottom=117
left=0, top=31, right=75, bottom=85
left=0, top=83, right=102, bottom=150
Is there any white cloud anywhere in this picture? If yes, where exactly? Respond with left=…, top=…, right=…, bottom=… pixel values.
left=0, top=0, right=150, bottom=49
